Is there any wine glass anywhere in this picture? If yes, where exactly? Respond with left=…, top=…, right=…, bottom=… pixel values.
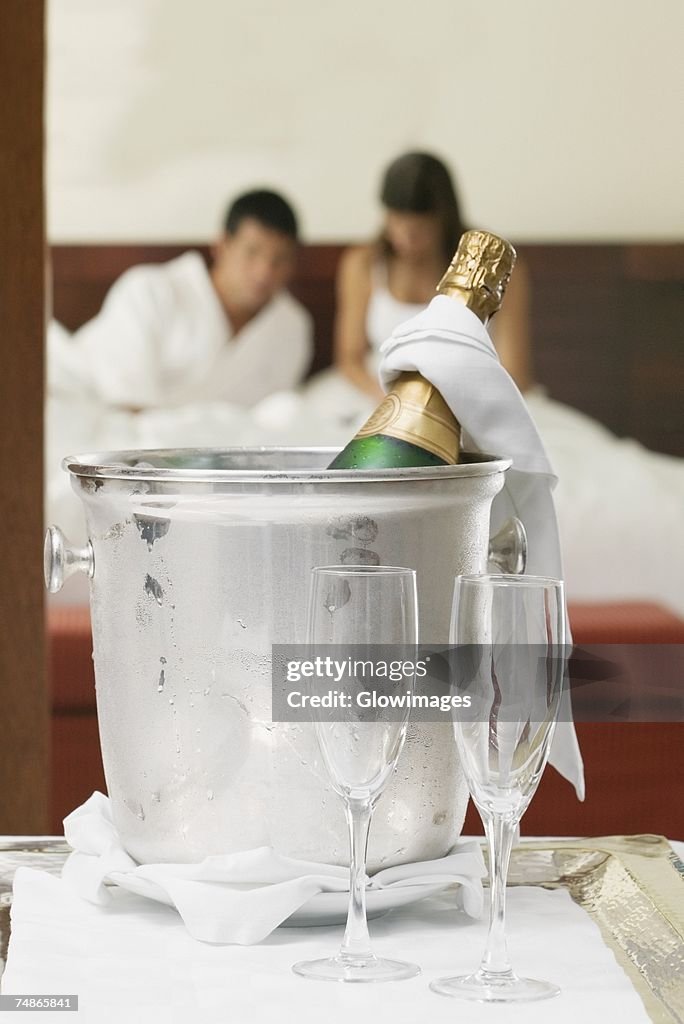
left=430, top=573, right=566, bottom=1003
left=292, top=565, right=421, bottom=983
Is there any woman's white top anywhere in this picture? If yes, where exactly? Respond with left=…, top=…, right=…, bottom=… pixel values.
left=365, top=261, right=426, bottom=370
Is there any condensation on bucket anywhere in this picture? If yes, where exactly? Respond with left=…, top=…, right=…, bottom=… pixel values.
left=68, top=449, right=506, bottom=868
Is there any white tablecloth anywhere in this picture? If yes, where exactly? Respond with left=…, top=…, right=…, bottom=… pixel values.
left=5, top=839, right=680, bottom=1024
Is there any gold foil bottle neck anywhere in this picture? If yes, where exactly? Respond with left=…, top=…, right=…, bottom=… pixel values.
left=437, top=229, right=516, bottom=322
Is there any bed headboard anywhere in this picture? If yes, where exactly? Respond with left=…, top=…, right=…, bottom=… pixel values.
left=50, top=243, right=684, bottom=457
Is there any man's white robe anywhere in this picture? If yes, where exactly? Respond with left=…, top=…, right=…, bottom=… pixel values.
left=50, top=251, right=313, bottom=408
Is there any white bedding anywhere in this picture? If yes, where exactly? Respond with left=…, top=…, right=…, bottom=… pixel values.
left=45, top=358, right=684, bottom=617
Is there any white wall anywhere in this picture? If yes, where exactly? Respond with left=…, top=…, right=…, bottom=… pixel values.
left=47, top=0, right=684, bottom=243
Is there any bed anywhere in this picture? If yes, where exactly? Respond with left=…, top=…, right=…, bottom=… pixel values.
left=46, top=242, right=684, bottom=837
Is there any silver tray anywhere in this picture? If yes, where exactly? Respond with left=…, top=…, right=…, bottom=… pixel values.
left=506, top=835, right=684, bottom=1024
left=1, top=834, right=682, bottom=1021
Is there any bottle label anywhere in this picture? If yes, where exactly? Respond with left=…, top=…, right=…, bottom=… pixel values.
left=355, top=394, right=402, bottom=437
left=355, top=384, right=459, bottom=464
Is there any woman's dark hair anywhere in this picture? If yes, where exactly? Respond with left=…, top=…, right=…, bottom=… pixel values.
left=379, top=152, right=466, bottom=261
left=224, top=189, right=299, bottom=240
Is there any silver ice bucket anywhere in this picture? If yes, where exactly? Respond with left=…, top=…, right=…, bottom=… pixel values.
left=45, top=447, right=524, bottom=871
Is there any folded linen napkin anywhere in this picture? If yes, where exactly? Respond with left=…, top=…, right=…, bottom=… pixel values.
left=60, top=792, right=485, bottom=945
left=379, top=296, right=585, bottom=799
left=4, top=863, right=652, bottom=1024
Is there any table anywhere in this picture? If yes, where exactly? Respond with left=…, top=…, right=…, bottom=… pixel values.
left=2, top=836, right=683, bottom=1024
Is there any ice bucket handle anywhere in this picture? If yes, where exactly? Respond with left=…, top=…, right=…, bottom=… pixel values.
left=44, top=526, right=95, bottom=593
left=487, top=517, right=527, bottom=574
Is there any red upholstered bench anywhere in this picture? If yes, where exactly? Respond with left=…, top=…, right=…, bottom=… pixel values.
left=566, top=601, right=684, bottom=644
left=48, top=602, right=684, bottom=839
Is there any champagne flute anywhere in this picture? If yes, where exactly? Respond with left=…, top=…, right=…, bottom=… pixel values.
left=430, top=573, right=566, bottom=1003
left=292, top=565, right=421, bottom=983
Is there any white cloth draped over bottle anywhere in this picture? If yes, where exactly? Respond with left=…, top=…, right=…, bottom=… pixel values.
left=378, top=294, right=585, bottom=799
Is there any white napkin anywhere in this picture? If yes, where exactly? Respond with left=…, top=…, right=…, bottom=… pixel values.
left=59, top=792, right=485, bottom=945
left=3, top=861, right=651, bottom=1024
left=379, top=296, right=585, bottom=799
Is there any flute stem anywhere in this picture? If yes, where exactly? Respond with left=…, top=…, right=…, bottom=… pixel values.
left=479, top=812, right=517, bottom=978
left=339, top=798, right=374, bottom=963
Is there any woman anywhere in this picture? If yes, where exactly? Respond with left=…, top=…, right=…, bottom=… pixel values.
left=333, top=151, right=533, bottom=398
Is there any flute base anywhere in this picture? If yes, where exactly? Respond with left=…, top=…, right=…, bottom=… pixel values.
left=430, top=969, right=560, bottom=1003
left=293, top=953, right=420, bottom=983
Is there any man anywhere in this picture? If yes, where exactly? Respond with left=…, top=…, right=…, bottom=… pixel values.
left=52, top=190, right=313, bottom=409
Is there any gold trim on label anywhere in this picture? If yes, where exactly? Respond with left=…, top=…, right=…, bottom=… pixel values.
left=355, top=393, right=402, bottom=438
left=381, top=398, right=460, bottom=463
left=353, top=373, right=460, bottom=463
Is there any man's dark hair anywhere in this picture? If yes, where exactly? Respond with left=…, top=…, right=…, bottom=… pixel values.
left=224, top=190, right=299, bottom=240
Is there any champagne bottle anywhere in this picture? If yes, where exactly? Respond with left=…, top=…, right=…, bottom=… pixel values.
left=328, top=230, right=516, bottom=469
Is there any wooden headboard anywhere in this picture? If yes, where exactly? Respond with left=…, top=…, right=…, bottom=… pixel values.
left=50, top=243, right=684, bottom=457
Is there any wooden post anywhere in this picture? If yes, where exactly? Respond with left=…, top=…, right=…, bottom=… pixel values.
left=0, top=0, right=48, bottom=833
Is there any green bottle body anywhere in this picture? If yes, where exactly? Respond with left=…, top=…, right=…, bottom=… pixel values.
left=328, top=434, right=449, bottom=470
